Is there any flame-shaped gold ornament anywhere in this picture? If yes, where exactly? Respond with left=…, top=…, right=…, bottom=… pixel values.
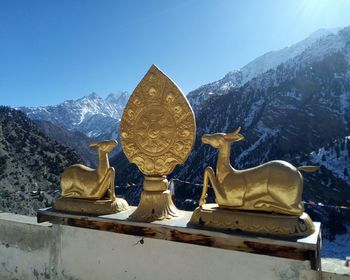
left=120, top=65, right=196, bottom=221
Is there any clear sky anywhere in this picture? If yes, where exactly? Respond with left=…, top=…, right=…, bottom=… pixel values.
left=1, top=0, right=350, bottom=107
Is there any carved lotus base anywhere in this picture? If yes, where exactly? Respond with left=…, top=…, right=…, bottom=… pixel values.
left=129, top=190, right=182, bottom=222
left=54, top=197, right=129, bottom=215
left=189, top=204, right=315, bottom=237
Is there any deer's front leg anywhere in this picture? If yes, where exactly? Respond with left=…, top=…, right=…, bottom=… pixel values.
left=199, top=167, right=219, bottom=207
left=107, top=167, right=116, bottom=200
left=92, top=168, right=116, bottom=200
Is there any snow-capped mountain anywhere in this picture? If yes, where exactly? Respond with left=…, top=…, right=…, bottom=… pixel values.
left=78, top=114, right=120, bottom=139
left=187, top=27, right=341, bottom=109
left=18, top=91, right=130, bottom=140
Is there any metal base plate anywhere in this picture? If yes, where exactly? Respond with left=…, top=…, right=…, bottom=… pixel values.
left=189, top=204, right=315, bottom=237
left=54, top=197, right=129, bottom=215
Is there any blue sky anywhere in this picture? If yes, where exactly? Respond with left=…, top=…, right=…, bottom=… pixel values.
left=1, top=0, right=350, bottom=107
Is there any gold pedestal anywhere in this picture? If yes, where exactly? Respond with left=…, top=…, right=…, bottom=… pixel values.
left=189, top=204, right=315, bottom=237
left=54, top=197, right=129, bottom=215
left=129, top=176, right=182, bottom=222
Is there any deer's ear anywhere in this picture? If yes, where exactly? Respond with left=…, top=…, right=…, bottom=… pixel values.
left=89, top=142, right=98, bottom=148
left=224, top=127, right=242, bottom=140
left=233, top=127, right=241, bottom=135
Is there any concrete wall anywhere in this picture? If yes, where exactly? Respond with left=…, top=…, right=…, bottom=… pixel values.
left=0, top=212, right=346, bottom=280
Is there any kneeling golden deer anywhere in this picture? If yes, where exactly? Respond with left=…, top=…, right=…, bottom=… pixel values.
left=199, top=128, right=318, bottom=216
left=60, top=140, right=117, bottom=200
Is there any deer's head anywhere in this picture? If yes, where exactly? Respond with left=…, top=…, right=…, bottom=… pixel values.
left=89, top=140, right=118, bottom=153
left=202, top=127, right=244, bottom=149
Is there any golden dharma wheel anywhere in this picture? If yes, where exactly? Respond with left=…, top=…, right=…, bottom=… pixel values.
left=120, top=65, right=196, bottom=177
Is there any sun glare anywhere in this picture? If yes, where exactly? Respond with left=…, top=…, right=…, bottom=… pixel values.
left=300, top=0, right=348, bottom=22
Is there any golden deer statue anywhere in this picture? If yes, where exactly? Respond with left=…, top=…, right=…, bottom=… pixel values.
left=60, top=140, right=118, bottom=200
left=199, top=127, right=318, bottom=216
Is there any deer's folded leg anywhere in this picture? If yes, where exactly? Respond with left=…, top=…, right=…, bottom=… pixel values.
left=89, top=168, right=115, bottom=200
left=107, top=167, right=116, bottom=200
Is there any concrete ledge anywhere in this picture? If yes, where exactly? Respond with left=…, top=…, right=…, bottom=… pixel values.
left=37, top=207, right=322, bottom=270
left=0, top=211, right=347, bottom=280
left=0, top=212, right=51, bottom=226
left=322, top=271, right=350, bottom=280
left=0, top=213, right=53, bottom=280
left=322, top=258, right=350, bottom=278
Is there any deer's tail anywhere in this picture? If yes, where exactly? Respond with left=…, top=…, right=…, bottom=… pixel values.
left=297, top=166, right=319, bottom=172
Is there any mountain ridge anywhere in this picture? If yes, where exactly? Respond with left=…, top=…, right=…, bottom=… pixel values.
left=17, top=91, right=130, bottom=140
left=187, top=27, right=343, bottom=109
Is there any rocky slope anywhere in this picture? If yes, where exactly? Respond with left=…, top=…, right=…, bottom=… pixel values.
left=34, top=120, right=97, bottom=167
left=309, top=136, right=350, bottom=186
left=0, top=107, right=82, bottom=215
